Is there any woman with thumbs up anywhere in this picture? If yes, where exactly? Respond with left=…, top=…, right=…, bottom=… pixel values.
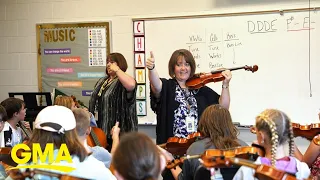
left=147, top=49, right=232, bottom=145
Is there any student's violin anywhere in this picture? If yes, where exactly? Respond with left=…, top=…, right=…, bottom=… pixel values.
left=71, top=95, right=108, bottom=149
left=0, top=147, right=24, bottom=167
left=166, top=146, right=264, bottom=169
left=200, top=156, right=303, bottom=180
left=227, top=157, right=303, bottom=180
left=158, top=132, right=202, bottom=156
left=9, top=168, right=89, bottom=180
left=313, top=134, right=320, bottom=146
left=291, top=123, right=320, bottom=141
left=186, top=65, right=258, bottom=89
left=18, top=121, right=32, bottom=141
left=251, top=123, right=320, bottom=141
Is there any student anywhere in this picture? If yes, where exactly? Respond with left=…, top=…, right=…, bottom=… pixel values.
left=113, top=132, right=166, bottom=180
left=0, top=105, right=8, bottom=178
left=294, top=113, right=320, bottom=179
left=0, top=104, right=7, bottom=136
left=0, top=97, right=30, bottom=147
left=233, top=109, right=310, bottom=180
left=72, top=108, right=120, bottom=168
left=6, top=105, right=116, bottom=180
left=161, top=104, right=247, bottom=180
left=54, top=95, right=97, bottom=127
left=295, top=139, right=320, bottom=180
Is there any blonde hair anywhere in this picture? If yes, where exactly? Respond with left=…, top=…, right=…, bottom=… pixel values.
left=255, top=109, right=294, bottom=166
left=54, top=96, right=74, bottom=109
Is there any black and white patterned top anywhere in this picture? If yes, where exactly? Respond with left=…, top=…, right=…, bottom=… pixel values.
left=173, top=85, right=198, bottom=138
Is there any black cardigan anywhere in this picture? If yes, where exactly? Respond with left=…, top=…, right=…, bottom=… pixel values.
left=150, top=78, right=220, bottom=144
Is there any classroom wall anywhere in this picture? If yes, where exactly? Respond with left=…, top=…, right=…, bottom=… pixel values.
left=0, top=0, right=316, bottom=153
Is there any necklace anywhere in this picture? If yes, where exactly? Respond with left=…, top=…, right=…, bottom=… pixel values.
left=98, top=77, right=117, bottom=97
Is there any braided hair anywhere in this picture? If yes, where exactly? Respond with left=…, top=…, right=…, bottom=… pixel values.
left=255, top=109, right=294, bottom=166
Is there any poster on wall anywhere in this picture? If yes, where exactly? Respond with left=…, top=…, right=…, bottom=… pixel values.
left=37, top=22, right=111, bottom=107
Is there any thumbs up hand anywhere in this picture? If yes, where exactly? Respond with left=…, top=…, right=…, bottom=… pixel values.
left=146, top=51, right=155, bottom=70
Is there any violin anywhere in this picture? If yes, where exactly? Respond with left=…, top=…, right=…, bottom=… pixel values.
left=158, top=132, right=202, bottom=156
left=9, top=168, right=89, bottom=180
left=226, top=157, right=300, bottom=180
left=87, top=127, right=108, bottom=148
left=250, top=123, right=320, bottom=141
left=313, top=134, right=320, bottom=146
left=186, top=65, right=258, bottom=89
left=166, top=146, right=265, bottom=169
left=71, top=95, right=108, bottom=149
left=0, top=147, right=25, bottom=167
left=18, top=121, right=32, bottom=140
left=292, top=123, right=320, bottom=141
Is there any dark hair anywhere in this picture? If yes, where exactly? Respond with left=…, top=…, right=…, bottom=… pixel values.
left=0, top=97, right=25, bottom=120
left=106, top=53, right=128, bottom=75
left=168, top=49, right=196, bottom=79
left=27, top=128, right=87, bottom=162
left=255, top=109, right=294, bottom=166
left=198, top=104, right=240, bottom=149
left=73, top=108, right=90, bottom=136
left=0, top=105, right=7, bottom=122
left=113, top=132, right=162, bottom=180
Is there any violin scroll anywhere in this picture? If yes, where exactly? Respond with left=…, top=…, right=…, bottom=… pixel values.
left=244, top=65, right=258, bottom=73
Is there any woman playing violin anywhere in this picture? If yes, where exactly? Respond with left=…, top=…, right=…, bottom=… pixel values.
left=233, top=109, right=310, bottom=180
left=147, top=49, right=232, bottom=145
left=161, top=104, right=247, bottom=180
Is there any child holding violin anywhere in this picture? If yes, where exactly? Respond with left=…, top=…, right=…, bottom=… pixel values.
left=293, top=115, right=320, bottom=179
left=161, top=104, right=248, bottom=180
left=233, top=109, right=310, bottom=180
left=0, top=97, right=31, bottom=147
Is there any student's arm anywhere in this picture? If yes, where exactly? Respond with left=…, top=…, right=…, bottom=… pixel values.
left=294, top=144, right=303, bottom=161
left=110, top=122, right=120, bottom=155
left=146, top=52, right=162, bottom=98
left=157, top=146, right=181, bottom=180
left=302, top=139, right=320, bottom=167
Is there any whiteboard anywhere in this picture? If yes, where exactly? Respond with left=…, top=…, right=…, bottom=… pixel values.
left=139, top=9, right=320, bottom=125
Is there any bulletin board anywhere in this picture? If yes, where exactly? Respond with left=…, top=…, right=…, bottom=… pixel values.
left=36, top=22, right=111, bottom=107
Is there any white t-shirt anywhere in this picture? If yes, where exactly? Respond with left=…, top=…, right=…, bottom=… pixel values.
left=0, top=122, right=23, bottom=147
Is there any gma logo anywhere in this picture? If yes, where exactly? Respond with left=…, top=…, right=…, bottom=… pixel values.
left=9, top=143, right=75, bottom=173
